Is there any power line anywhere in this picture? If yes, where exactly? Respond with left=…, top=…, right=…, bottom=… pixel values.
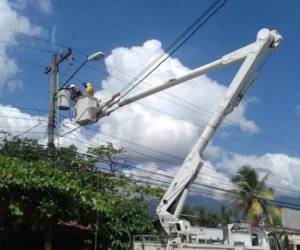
left=0, top=114, right=47, bottom=122
left=4, top=19, right=297, bottom=156
left=0, top=26, right=87, bottom=56
left=2, top=129, right=299, bottom=209
left=1, top=18, right=298, bottom=201
left=61, top=119, right=300, bottom=196
left=0, top=106, right=48, bottom=114
left=120, top=0, right=223, bottom=92
left=13, top=122, right=44, bottom=138
left=58, top=126, right=300, bottom=199
left=0, top=39, right=54, bottom=54
left=75, top=150, right=300, bottom=209
left=120, top=0, right=227, bottom=97
left=77, top=51, right=300, bottom=157
left=0, top=54, right=46, bottom=68
left=1, top=9, right=293, bottom=155
left=59, top=131, right=233, bottom=188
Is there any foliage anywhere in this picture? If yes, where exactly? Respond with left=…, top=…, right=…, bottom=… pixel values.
left=87, top=142, right=125, bottom=173
left=220, top=205, right=233, bottom=226
left=0, top=136, right=47, bottom=162
left=99, top=200, right=154, bottom=250
left=0, top=155, right=108, bottom=230
left=181, top=205, right=233, bottom=227
left=0, top=136, right=92, bottom=171
left=228, top=165, right=281, bottom=224
left=0, top=136, right=161, bottom=249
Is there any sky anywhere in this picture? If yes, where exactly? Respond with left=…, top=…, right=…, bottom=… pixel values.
left=0, top=0, right=300, bottom=209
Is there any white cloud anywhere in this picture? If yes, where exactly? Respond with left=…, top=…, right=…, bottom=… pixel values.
left=122, top=161, right=232, bottom=201
left=0, top=103, right=47, bottom=141
left=92, top=40, right=300, bottom=200
left=92, top=39, right=259, bottom=163
left=9, top=0, right=53, bottom=14
left=36, top=0, right=52, bottom=14
left=2, top=37, right=297, bottom=205
left=0, top=0, right=43, bottom=92
left=217, top=152, right=300, bottom=198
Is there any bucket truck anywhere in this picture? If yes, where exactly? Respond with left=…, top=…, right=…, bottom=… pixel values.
left=68, top=28, right=282, bottom=249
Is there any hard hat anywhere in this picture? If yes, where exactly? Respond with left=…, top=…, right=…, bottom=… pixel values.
left=70, top=84, right=75, bottom=88
left=86, top=82, right=92, bottom=87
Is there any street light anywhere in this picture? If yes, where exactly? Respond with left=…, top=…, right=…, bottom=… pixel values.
left=87, top=51, right=104, bottom=62
left=60, top=51, right=105, bottom=90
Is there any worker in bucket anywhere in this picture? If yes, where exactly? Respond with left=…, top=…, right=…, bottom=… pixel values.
left=83, top=82, right=94, bottom=96
left=69, top=84, right=82, bottom=101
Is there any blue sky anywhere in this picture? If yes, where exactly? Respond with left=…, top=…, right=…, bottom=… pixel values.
left=1, top=0, right=300, bottom=204
left=3, top=0, right=300, bottom=154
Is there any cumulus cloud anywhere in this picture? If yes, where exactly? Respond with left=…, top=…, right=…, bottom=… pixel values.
left=93, top=39, right=259, bottom=162
left=0, top=0, right=43, bottom=92
left=1, top=36, right=297, bottom=204
left=0, top=104, right=47, bottom=141
left=217, top=152, right=300, bottom=198
left=122, top=161, right=232, bottom=201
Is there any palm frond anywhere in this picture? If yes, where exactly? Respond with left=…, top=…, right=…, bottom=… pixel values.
left=246, top=200, right=263, bottom=221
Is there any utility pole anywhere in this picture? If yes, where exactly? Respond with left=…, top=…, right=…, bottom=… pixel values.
left=44, top=48, right=72, bottom=159
left=47, top=54, right=57, bottom=158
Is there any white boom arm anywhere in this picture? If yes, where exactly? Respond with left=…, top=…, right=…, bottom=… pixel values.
left=99, top=28, right=281, bottom=234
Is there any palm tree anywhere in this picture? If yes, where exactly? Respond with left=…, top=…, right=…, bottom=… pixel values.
left=228, top=165, right=281, bottom=224
left=220, top=205, right=233, bottom=226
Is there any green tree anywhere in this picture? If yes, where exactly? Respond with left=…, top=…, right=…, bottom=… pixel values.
left=219, top=205, right=233, bottom=226
left=87, top=142, right=125, bottom=173
left=99, top=200, right=154, bottom=250
left=194, top=206, right=220, bottom=227
left=0, top=155, right=108, bottom=250
left=228, top=165, right=281, bottom=224
left=182, top=205, right=230, bottom=228
left=0, top=136, right=161, bottom=250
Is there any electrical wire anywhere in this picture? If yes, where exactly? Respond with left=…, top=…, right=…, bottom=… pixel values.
left=1, top=107, right=297, bottom=197
left=2, top=19, right=298, bottom=158
left=73, top=149, right=300, bottom=209
left=0, top=54, right=46, bottom=68
left=2, top=19, right=300, bottom=203
left=120, top=0, right=228, bottom=98
left=2, top=127, right=299, bottom=209
left=0, top=114, right=47, bottom=122
left=0, top=39, right=54, bottom=54
left=0, top=26, right=87, bottom=56
left=1, top=115, right=297, bottom=201
left=58, top=125, right=300, bottom=200
left=13, top=121, right=44, bottom=138
left=76, top=54, right=300, bottom=157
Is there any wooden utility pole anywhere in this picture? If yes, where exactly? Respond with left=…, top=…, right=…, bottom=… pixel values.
left=43, top=48, right=72, bottom=250
left=47, top=54, right=57, bottom=158
left=44, top=48, right=72, bottom=159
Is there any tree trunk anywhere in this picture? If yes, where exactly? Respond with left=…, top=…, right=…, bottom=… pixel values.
left=44, top=228, right=52, bottom=250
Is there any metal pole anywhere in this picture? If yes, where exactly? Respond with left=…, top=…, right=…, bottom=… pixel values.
left=47, top=54, right=57, bottom=159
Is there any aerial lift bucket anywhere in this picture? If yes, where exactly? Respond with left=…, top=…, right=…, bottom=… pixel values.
left=74, top=96, right=99, bottom=125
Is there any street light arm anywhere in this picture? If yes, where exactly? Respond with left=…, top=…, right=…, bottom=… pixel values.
left=59, top=59, right=88, bottom=90
left=59, top=51, right=105, bottom=90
